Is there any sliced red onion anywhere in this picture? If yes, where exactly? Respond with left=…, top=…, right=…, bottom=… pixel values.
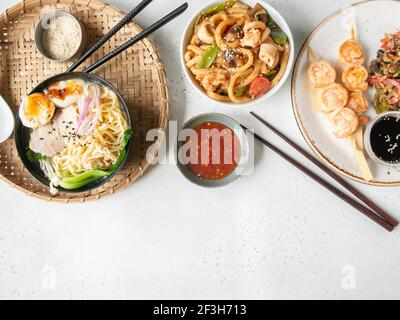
left=88, top=85, right=101, bottom=134
left=75, top=96, right=92, bottom=135
left=77, top=95, right=85, bottom=113
left=77, top=114, right=93, bottom=135
left=74, top=84, right=101, bottom=135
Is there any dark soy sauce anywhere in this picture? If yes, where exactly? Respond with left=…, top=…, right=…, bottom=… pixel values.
left=370, top=115, right=400, bottom=163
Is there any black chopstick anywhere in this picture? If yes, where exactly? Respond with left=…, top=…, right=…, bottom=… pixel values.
left=83, top=3, right=188, bottom=73
left=241, top=124, right=394, bottom=232
left=251, top=111, right=399, bottom=228
left=67, top=0, right=154, bottom=72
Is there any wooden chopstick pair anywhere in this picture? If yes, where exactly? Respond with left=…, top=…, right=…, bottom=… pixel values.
left=244, top=112, right=398, bottom=232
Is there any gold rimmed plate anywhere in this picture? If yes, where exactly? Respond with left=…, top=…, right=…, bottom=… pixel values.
left=291, top=0, right=400, bottom=186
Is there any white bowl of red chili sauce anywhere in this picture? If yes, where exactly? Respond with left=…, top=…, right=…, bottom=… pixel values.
left=176, top=113, right=250, bottom=187
left=181, top=0, right=295, bottom=108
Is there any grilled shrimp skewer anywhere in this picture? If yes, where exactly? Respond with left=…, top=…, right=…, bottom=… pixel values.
left=307, top=47, right=337, bottom=88
left=329, top=107, right=359, bottom=138
left=339, top=39, right=365, bottom=65
left=342, top=64, right=368, bottom=92
left=341, top=24, right=368, bottom=92
left=320, top=83, right=349, bottom=113
left=337, top=23, right=373, bottom=181
left=346, top=92, right=368, bottom=113
left=339, top=25, right=365, bottom=65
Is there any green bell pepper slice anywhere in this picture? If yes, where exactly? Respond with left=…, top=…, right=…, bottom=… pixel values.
left=197, top=43, right=219, bottom=69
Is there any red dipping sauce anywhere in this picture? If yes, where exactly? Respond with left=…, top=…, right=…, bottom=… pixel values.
left=184, top=121, right=241, bottom=180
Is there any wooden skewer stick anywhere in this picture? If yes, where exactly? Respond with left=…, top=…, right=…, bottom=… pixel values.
left=308, top=46, right=318, bottom=63
left=350, top=127, right=373, bottom=182
left=344, top=20, right=373, bottom=182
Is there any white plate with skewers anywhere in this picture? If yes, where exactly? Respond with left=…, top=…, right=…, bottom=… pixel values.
left=291, top=0, right=400, bottom=186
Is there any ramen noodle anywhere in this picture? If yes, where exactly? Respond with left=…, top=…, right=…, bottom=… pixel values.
left=51, top=86, right=128, bottom=176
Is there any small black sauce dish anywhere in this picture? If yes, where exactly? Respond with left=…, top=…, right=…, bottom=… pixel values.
left=364, top=111, right=400, bottom=166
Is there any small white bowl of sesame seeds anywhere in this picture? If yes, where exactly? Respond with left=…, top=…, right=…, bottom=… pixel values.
left=35, top=10, right=87, bottom=62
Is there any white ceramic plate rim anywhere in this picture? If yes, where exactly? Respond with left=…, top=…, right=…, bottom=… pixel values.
left=180, top=0, right=295, bottom=109
left=291, top=0, right=400, bottom=187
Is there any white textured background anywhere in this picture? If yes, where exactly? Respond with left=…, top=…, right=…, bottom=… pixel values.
left=1, top=0, right=400, bottom=300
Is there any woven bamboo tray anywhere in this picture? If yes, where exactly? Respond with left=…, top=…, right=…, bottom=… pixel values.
left=0, top=0, right=169, bottom=203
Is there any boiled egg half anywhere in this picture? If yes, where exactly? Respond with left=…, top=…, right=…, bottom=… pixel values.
left=19, top=93, right=55, bottom=129
left=46, top=79, right=85, bottom=108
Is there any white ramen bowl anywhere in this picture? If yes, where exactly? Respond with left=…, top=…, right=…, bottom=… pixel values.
left=180, top=0, right=295, bottom=108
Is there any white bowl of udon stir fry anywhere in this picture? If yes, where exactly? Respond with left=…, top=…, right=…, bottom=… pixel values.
left=181, top=0, right=294, bottom=107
